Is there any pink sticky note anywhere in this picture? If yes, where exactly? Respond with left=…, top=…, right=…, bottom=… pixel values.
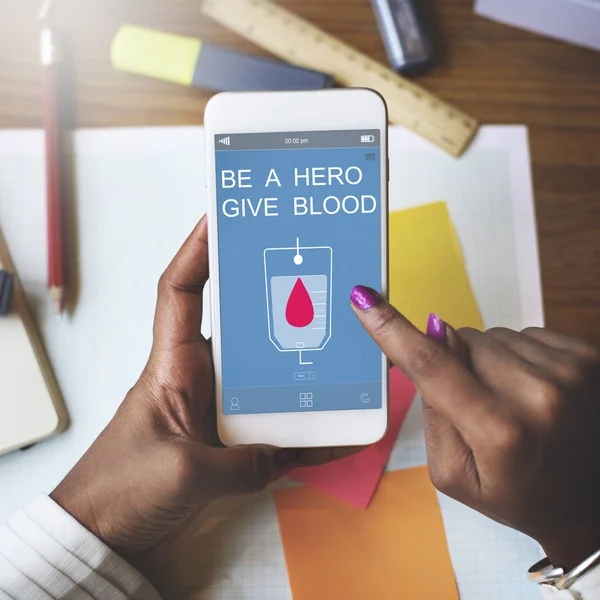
left=288, top=368, right=416, bottom=509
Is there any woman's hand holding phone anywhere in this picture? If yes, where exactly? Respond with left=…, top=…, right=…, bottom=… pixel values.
left=351, top=286, right=600, bottom=571
left=50, top=218, right=356, bottom=563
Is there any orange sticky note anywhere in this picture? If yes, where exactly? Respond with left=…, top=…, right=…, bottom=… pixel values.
left=275, top=467, right=459, bottom=600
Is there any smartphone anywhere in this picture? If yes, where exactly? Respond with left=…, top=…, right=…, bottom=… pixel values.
left=205, top=89, right=389, bottom=448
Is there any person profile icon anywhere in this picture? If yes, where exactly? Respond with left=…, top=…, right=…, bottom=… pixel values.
left=230, top=397, right=240, bottom=411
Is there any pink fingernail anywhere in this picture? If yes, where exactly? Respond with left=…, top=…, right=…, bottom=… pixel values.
left=427, top=314, right=447, bottom=344
left=350, top=286, right=381, bottom=311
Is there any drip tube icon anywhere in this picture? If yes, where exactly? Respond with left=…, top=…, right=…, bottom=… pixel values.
left=264, top=238, right=333, bottom=365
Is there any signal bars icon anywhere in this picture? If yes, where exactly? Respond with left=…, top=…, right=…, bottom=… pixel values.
left=219, top=136, right=231, bottom=146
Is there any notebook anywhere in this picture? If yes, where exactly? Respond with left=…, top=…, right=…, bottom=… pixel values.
left=0, top=227, right=68, bottom=457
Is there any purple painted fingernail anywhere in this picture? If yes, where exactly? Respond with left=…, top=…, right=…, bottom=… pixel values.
left=427, top=313, right=447, bottom=345
left=350, top=286, right=381, bottom=311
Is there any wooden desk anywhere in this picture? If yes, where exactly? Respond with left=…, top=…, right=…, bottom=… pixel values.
left=1, top=0, right=599, bottom=343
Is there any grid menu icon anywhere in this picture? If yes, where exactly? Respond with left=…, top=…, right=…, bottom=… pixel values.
left=299, top=392, right=314, bottom=408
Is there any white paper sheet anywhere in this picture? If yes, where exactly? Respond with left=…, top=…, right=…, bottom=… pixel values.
left=475, top=0, right=600, bottom=52
left=0, top=125, right=543, bottom=599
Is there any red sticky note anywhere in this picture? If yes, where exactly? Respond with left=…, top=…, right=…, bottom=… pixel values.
left=288, top=368, right=416, bottom=509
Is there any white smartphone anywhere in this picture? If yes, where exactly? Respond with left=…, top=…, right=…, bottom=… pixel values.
left=205, top=89, right=389, bottom=448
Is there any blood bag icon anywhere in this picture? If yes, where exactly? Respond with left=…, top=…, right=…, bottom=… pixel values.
left=264, top=239, right=333, bottom=365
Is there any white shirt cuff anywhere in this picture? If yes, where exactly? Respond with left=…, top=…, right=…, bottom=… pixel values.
left=0, top=494, right=162, bottom=600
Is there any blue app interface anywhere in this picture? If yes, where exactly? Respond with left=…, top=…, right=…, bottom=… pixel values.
left=215, top=130, right=383, bottom=415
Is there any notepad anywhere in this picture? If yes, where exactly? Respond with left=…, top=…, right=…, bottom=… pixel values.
left=0, top=228, right=68, bottom=457
left=276, top=467, right=460, bottom=600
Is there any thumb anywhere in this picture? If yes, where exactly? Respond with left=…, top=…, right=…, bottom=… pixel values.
left=153, top=216, right=209, bottom=349
left=197, top=445, right=301, bottom=497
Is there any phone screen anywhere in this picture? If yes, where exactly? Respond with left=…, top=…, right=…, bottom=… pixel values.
left=214, top=129, right=384, bottom=415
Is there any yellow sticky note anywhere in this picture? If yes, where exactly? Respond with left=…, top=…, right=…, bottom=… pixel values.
left=275, top=467, right=459, bottom=600
left=390, top=202, right=483, bottom=332
left=111, top=25, right=201, bottom=86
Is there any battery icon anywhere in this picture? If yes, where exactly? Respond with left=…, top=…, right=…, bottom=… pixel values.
left=361, top=135, right=376, bottom=143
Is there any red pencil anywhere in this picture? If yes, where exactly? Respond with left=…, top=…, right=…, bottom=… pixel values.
left=41, top=27, right=66, bottom=315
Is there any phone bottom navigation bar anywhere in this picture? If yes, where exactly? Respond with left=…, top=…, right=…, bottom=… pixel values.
left=223, top=381, right=382, bottom=415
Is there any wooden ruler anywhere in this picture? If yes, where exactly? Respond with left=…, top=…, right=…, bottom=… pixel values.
left=200, top=0, right=478, bottom=157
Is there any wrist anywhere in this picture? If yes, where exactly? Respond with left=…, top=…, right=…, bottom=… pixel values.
left=51, top=476, right=107, bottom=547
left=540, top=525, right=600, bottom=571
left=51, top=472, right=212, bottom=562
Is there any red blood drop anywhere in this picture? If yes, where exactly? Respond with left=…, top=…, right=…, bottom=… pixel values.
left=285, top=278, right=314, bottom=328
